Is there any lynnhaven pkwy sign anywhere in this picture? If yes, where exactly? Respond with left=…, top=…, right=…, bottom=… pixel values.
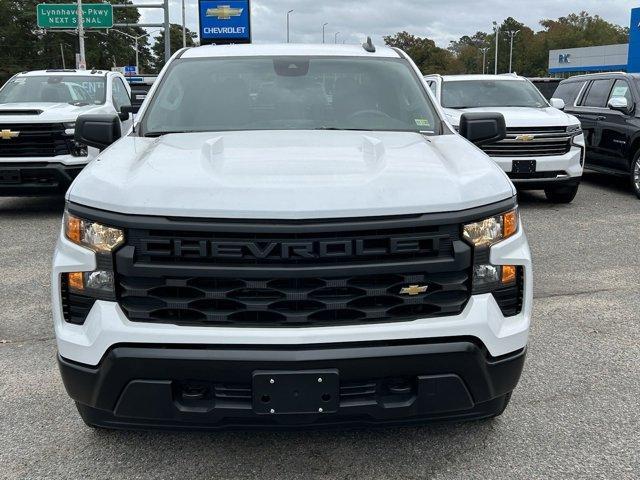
left=36, top=3, right=114, bottom=29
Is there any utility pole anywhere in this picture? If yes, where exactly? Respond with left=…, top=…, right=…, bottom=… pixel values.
left=286, top=10, right=293, bottom=43
left=182, top=0, right=187, bottom=48
left=60, top=44, right=66, bottom=69
left=77, top=0, right=86, bottom=69
left=164, top=0, right=170, bottom=62
left=480, top=47, right=488, bottom=74
left=493, top=21, right=500, bottom=75
left=322, top=23, right=328, bottom=44
left=334, top=31, right=340, bottom=44
left=507, top=30, right=520, bottom=73
left=113, top=1, right=172, bottom=64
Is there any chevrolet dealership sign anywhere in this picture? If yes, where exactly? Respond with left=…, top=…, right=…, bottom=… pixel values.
left=199, top=0, right=252, bottom=45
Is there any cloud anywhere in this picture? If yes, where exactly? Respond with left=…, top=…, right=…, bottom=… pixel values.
left=136, top=0, right=637, bottom=47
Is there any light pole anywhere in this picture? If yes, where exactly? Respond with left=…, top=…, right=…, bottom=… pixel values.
left=507, top=30, right=520, bottom=73
left=322, top=23, right=328, bottom=44
left=111, top=29, right=160, bottom=74
left=493, top=21, right=500, bottom=75
left=182, top=0, right=187, bottom=48
left=77, top=0, right=86, bottom=69
left=286, top=10, right=293, bottom=43
left=334, top=31, right=340, bottom=44
left=480, top=47, right=488, bottom=74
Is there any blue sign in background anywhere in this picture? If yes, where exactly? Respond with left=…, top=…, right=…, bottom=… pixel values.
left=627, top=8, right=640, bottom=73
left=199, top=0, right=251, bottom=44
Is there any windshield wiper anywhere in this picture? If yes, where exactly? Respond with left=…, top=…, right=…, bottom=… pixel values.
left=314, top=127, right=372, bottom=131
left=144, top=130, right=195, bottom=137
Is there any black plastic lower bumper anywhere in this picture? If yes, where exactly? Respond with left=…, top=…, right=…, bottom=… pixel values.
left=0, top=162, right=84, bottom=196
left=59, top=339, right=526, bottom=430
left=512, top=175, right=581, bottom=191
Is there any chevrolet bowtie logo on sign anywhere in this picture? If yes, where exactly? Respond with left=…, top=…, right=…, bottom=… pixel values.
left=0, top=129, right=19, bottom=140
left=399, top=285, right=429, bottom=296
left=206, top=5, right=244, bottom=20
left=515, top=134, right=536, bottom=142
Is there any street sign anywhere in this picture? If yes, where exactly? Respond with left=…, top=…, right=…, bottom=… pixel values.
left=198, top=0, right=252, bottom=45
left=124, top=65, right=138, bottom=75
left=37, top=3, right=114, bottom=29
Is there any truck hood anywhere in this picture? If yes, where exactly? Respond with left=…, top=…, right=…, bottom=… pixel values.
left=0, top=102, right=99, bottom=123
left=444, top=106, right=579, bottom=128
left=68, top=130, right=515, bottom=219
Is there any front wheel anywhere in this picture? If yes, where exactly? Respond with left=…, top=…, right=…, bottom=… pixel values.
left=631, top=152, right=640, bottom=199
left=544, top=184, right=579, bottom=203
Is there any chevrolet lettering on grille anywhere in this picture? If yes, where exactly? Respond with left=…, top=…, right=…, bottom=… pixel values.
left=139, top=236, right=444, bottom=260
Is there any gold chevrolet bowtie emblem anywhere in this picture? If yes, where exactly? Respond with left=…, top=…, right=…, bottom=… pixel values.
left=0, top=129, right=19, bottom=140
left=206, top=5, right=244, bottom=20
left=399, top=285, right=428, bottom=296
left=515, top=134, right=535, bottom=142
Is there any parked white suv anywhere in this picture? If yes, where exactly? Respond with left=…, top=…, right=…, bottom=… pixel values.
left=0, top=69, right=133, bottom=196
left=425, top=74, right=585, bottom=203
left=53, top=43, right=531, bottom=429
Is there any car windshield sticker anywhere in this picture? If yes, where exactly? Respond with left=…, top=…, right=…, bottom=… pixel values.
left=415, top=119, right=431, bottom=127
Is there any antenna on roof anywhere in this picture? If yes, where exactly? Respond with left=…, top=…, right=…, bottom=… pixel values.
left=362, top=37, right=376, bottom=53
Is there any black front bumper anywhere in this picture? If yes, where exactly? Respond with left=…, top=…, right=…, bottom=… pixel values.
left=59, top=339, right=526, bottom=430
left=511, top=175, right=581, bottom=191
left=0, top=162, right=84, bottom=196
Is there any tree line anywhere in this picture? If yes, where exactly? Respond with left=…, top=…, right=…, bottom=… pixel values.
left=385, top=12, right=629, bottom=76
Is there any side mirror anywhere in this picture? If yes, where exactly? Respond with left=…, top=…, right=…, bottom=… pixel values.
left=459, top=112, right=506, bottom=147
left=118, top=104, right=139, bottom=121
left=550, top=98, right=565, bottom=110
left=608, top=97, right=631, bottom=115
left=75, top=114, right=122, bottom=150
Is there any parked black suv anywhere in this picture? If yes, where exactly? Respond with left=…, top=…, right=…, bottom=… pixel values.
left=553, top=72, right=640, bottom=198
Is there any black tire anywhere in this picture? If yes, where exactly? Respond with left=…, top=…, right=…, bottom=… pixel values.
left=631, top=151, right=640, bottom=199
left=544, top=184, right=579, bottom=203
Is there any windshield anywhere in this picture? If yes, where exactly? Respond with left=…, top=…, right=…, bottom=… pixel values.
left=0, top=75, right=106, bottom=105
left=442, top=79, right=548, bottom=109
left=142, top=56, right=439, bottom=135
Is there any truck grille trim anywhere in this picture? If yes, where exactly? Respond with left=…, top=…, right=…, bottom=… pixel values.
left=118, top=271, right=471, bottom=327
left=481, top=127, right=572, bottom=157
left=0, top=123, right=71, bottom=157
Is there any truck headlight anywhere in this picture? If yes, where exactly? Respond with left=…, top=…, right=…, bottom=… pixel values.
left=463, top=209, right=518, bottom=248
left=64, top=212, right=124, bottom=253
left=567, top=124, right=582, bottom=136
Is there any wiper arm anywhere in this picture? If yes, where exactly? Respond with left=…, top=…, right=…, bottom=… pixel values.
left=145, top=130, right=192, bottom=137
left=314, top=127, right=371, bottom=131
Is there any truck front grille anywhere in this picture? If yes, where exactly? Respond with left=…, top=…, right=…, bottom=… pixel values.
left=0, top=123, right=71, bottom=158
left=114, top=215, right=473, bottom=327
left=118, top=271, right=470, bottom=327
left=480, top=127, right=572, bottom=157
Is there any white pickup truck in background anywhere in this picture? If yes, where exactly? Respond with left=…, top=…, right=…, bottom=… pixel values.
left=0, top=69, right=133, bottom=196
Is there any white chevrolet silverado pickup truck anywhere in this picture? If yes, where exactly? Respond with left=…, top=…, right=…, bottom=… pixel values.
left=425, top=74, right=585, bottom=203
left=52, top=43, right=532, bottom=430
left=0, top=69, right=132, bottom=196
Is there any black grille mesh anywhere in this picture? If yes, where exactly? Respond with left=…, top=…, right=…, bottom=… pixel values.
left=118, top=271, right=470, bottom=327
left=0, top=123, right=71, bottom=158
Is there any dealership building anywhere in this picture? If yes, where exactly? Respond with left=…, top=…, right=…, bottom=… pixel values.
left=548, top=7, right=640, bottom=76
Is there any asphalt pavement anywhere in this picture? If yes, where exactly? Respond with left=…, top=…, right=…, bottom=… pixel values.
left=0, top=171, right=638, bottom=479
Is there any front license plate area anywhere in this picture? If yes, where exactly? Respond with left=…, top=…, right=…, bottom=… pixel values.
left=252, top=370, right=339, bottom=415
left=0, top=169, right=21, bottom=184
left=512, top=160, right=537, bottom=174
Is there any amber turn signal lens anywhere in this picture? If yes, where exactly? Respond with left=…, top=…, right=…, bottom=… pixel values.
left=501, top=265, right=517, bottom=284
left=67, top=272, right=84, bottom=291
left=65, top=214, right=82, bottom=244
left=503, top=210, right=518, bottom=239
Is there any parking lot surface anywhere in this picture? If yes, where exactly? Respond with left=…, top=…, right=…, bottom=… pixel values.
left=0, top=171, right=638, bottom=479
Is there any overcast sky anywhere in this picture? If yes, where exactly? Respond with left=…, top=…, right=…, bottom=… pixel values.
left=136, top=0, right=638, bottom=47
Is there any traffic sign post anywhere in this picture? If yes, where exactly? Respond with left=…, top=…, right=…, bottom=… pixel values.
left=36, top=3, right=114, bottom=29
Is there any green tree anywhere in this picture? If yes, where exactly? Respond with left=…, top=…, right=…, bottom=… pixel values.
left=384, top=31, right=463, bottom=74
left=151, top=24, right=197, bottom=71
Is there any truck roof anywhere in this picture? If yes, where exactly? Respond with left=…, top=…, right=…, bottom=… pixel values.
left=431, top=74, right=526, bottom=82
left=181, top=43, right=401, bottom=59
left=16, top=69, right=111, bottom=77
